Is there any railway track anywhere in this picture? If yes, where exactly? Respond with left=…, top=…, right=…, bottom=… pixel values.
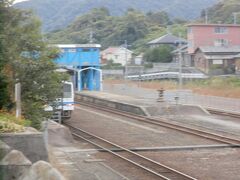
left=75, top=101, right=240, bottom=146
left=207, top=108, right=240, bottom=119
left=64, top=122, right=197, bottom=180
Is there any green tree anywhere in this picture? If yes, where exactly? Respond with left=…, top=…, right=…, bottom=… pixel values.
left=146, top=11, right=171, bottom=25
left=46, top=7, right=188, bottom=53
left=1, top=2, right=66, bottom=129
left=143, top=45, right=173, bottom=63
left=0, top=74, right=10, bottom=109
left=0, top=0, right=11, bottom=109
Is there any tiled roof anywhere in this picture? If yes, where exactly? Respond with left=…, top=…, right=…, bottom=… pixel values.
left=101, top=47, right=119, bottom=54
left=197, top=46, right=240, bottom=53
left=204, top=55, right=238, bottom=60
left=147, top=34, right=187, bottom=45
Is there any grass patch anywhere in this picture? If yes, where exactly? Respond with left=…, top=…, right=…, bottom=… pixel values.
left=187, top=77, right=240, bottom=88
left=0, top=112, right=31, bottom=133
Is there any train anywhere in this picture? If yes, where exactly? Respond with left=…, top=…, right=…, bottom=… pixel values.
left=45, top=81, right=74, bottom=121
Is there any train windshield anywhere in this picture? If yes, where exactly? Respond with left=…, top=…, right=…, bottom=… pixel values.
left=63, top=83, right=72, bottom=98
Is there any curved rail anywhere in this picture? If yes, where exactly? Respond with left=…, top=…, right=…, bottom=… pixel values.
left=75, top=101, right=240, bottom=146
left=64, top=122, right=197, bottom=180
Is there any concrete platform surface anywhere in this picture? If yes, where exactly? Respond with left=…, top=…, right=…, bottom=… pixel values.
left=48, top=120, right=127, bottom=180
left=49, top=146, right=128, bottom=180
left=76, top=91, right=208, bottom=116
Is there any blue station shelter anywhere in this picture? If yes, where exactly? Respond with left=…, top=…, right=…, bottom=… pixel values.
left=54, top=44, right=102, bottom=91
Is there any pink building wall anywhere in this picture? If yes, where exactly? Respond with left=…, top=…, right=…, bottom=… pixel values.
left=187, top=24, right=240, bottom=54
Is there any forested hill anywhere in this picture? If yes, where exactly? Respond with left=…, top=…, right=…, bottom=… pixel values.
left=14, top=0, right=219, bottom=32
left=46, top=8, right=187, bottom=53
left=201, top=0, right=240, bottom=24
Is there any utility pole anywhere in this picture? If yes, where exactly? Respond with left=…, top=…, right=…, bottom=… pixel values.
left=15, top=82, right=21, bottom=118
left=233, top=13, right=237, bottom=24
left=124, top=40, right=128, bottom=80
left=89, top=30, right=93, bottom=43
left=167, top=26, right=171, bottom=34
left=205, top=9, right=208, bottom=24
left=233, top=12, right=240, bottom=24
left=178, top=47, right=183, bottom=91
left=176, top=34, right=183, bottom=108
left=178, top=33, right=183, bottom=91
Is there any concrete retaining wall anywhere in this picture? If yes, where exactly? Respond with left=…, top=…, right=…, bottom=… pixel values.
left=75, top=93, right=149, bottom=116
left=0, top=134, right=66, bottom=180
left=0, top=132, right=48, bottom=163
left=75, top=92, right=209, bottom=117
left=0, top=150, right=32, bottom=180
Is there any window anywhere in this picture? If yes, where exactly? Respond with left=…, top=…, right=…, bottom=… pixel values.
left=68, top=48, right=76, bottom=53
left=187, top=27, right=192, bottom=34
left=188, top=40, right=194, bottom=48
left=214, top=27, right=228, bottom=34
left=63, top=83, right=72, bottom=98
left=214, top=39, right=228, bottom=46
left=213, top=60, right=223, bottom=65
left=82, top=48, right=90, bottom=52
left=114, top=55, right=119, bottom=59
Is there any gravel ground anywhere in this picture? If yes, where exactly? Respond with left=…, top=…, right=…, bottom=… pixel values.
left=48, top=89, right=240, bottom=180
left=92, top=147, right=240, bottom=180
left=140, top=148, right=240, bottom=180
left=49, top=146, right=128, bottom=180
left=163, top=114, right=240, bottom=138
left=67, top=88, right=240, bottom=180
left=70, top=106, right=221, bottom=148
left=93, top=151, right=171, bottom=180
left=67, top=105, right=240, bottom=180
left=69, top=91, right=240, bottom=180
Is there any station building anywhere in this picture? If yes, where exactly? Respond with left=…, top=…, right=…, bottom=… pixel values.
left=54, top=44, right=102, bottom=91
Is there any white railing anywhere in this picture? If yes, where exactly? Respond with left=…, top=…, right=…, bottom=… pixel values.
left=127, top=72, right=208, bottom=80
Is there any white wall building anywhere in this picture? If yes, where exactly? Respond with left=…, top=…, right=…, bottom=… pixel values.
left=101, top=47, right=133, bottom=66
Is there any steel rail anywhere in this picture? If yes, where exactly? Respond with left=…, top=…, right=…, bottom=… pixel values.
left=207, top=108, right=240, bottom=119
left=75, top=101, right=240, bottom=146
left=64, top=122, right=197, bottom=180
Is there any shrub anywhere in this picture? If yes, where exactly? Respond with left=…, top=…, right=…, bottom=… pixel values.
left=0, top=112, right=31, bottom=133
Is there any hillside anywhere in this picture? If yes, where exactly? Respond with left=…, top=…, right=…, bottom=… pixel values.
left=46, top=8, right=187, bottom=53
left=200, top=0, right=240, bottom=24
left=14, top=0, right=219, bottom=32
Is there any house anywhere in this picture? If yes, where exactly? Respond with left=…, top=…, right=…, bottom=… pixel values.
left=172, top=45, right=193, bottom=67
left=187, top=24, right=240, bottom=54
left=101, top=47, right=133, bottom=66
left=194, top=46, right=240, bottom=75
left=186, top=24, right=240, bottom=75
left=147, top=33, right=187, bottom=48
left=134, top=54, right=143, bottom=65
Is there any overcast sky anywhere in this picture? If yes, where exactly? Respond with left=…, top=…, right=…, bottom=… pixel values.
left=13, top=0, right=29, bottom=4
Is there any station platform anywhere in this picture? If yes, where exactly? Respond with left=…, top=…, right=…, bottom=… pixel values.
left=75, top=91, right=209, bottom=117
left=48, top=121, right=127, bottom=180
